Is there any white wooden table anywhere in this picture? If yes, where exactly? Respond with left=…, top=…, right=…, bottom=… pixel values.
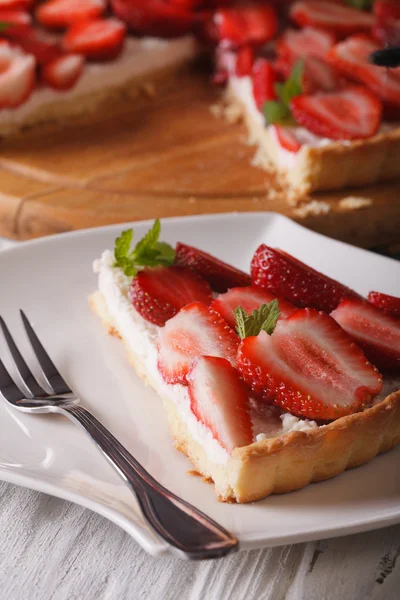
left=0, top=239, right=399, bottom=600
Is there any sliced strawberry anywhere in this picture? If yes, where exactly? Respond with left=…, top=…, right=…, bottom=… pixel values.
left=11, top=30, right=61, bottom=65
left=0, top=41, right=35, bottom=108
left=210, top=285, right=296, bottom=330
left=271, top=124, right=302, bottom=153
left=291, top=85, right=382, bottom=140
left=213, top=4, right=278, bottom=47
left=277, top=27, right=336, bottom=65
left=251, top=245, right=361, bottom=313
left=63, top=18, right=126, bottom=62
left=187, top=356, right=253, bottom=453
left=157, top=302, right=240, bottom=385
left=328, top=36, right=400, bottom=110
left=130, top=266, right=212, bottom=327
left=36, top=0, right=106, bottom=30
left=174, top=243, right=251, bottom=293
left=237, top=309, right=382, bottom=420
left=0, top=9, right=31, bottom=37
left=111, top=0, right=195, bottom=38
left=42, top=53, right=84, bottom=91
left=235, top=45, right=254, bottom=77
left=251, top=58, right=277, bottom=110
left=374, top=0, right=400, bottom=21
left=290, top=1, right=375, bottom=37
left=368, top=291, right=400, bottom=319
left=0, top=0, right=33, bottom=9
left=332, top=298, right=400, bottom=372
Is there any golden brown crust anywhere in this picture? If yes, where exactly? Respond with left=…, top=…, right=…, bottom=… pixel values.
left=90, top=290, right=400, bottom=503
left=224, top=86, right=400, bottom=195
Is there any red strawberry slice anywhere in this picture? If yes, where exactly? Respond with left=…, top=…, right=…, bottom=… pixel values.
left=158, top=302, right=240, bottom=385
left=277, top=27, right=336, bottom=65
left=42, top=53, right=84, bottom=91
left=36, top=0, right=106, bottom=30
left=213, top=4, right=278, bottom=47
left=328, top=36, right=400, bottom=110
left=235, top=45, right=254, bottom=77
left=251, top=245, right=361, bottom=313
left=271, top=125, right=302, bottom=153
left=373, top=0, right=400, bottom=45
left=11, top=30, right=61, bottom=65
left=130, top=266, right=212, bottom=327
left=368, top=291, right=400, bottom=319
left=274, top=54, right=339, bottom=95
left=0, top=9, right=31, bottom=37
left=63, top=18, right=126, bottom=62
left=251, top=58, right=277, bottom=110
left=332, top=298, right=400, bottom=372
left=0, top=0, right=33, bottom=8
left=0, top=41, right=35, bottom=108
left=111, top=0, right=195, bottom=38
left=290, top=1, right=375, bottom=37
left=290, top=85, right=382, bottom=140
left=174, top=243, right=251, bottom=293
left=187, top=356, right=253, bottom=453
left=211, top=285, right=296, bottom=329
left=237, top=308, right=382, bottom=420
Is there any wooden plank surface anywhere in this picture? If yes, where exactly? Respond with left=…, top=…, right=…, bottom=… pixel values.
left=0, top=62, right=399, bottom=246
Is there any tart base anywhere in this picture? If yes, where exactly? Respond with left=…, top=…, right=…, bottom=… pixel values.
left=90, top=289, right=400, bottom=503
left=224, top=85, right=400, bottom=195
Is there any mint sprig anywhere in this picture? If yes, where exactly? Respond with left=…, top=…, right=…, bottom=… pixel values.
left=263, top=60, right=304, bottom=126
left=114, top=219, right=175, bottom=277
left=234, top=300, right=280, bottom=340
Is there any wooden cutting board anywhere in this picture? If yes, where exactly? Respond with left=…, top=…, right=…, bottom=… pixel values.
left=0, top=61, right=399, bottom=248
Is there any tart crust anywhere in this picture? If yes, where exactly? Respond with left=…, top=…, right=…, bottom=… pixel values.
left=224, top=85, right=400, bottom=195
left=89, top=290, right=400, bottom=503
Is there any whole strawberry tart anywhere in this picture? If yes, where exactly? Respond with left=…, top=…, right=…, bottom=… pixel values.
left=90, top=220, right=400, bottom=503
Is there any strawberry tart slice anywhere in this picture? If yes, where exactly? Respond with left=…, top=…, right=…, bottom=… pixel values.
left=0, top=0, right=199, bottom=136
left=90, top=220, right=400, bottom=503
left=210, top=1, right=400, bottom=193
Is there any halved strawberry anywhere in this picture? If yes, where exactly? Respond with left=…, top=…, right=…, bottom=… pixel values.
left=368, top=291, right=400, bottom=319
left=235, top=45, right=254, bottom=77
left=271, top=124, right=302, bottom=153
left=42, top=53, right=84, bottom=91
left=0, top=41, right=35, bottom=108
left=63, top=18, right=126, bottom=62
left=157, top=302, right=240, bottom=385
left=36, top=0, right=106, bottom=30
left=210, top=285, right=296, bottom=329
left=251, top=245, right=361, bottom=313
left=213, top=4, right=278, bottom=47
left=0, top=0, right=33, bottom=9
left=0, top=9, right=31, bottom=37
left=290, top=85, right=382, bottom=140
left=251, top=58, right=277, bottom=110
left=111, top=0, right=195, bottom=38
left=237, top=308, right=382, bottom=420
left=332, top=298, right=400, bottom=372
left=11, top=30, right=61, bottom=65
left=328, top=36, right=400, bottom=110
left=187, top=356, right=253, bottom=453
left=174, top=243, right=251, bottom=293
left=290, top=1, right=375, bottom=37
left=274, top=54, right=339, bottom=95
left=277, top=27, right=336, bottom=65
left=130, top=266, right=212, bottom=327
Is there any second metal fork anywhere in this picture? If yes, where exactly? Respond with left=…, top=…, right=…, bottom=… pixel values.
left=0, top=311, right=238, bottom=560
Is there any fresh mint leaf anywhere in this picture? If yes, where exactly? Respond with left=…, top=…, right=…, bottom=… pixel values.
left=235, top=300, right=281, bottom=340
left=263, top=60, right=304, bottom=126
left=113, top=219, right=175, bottom=277
left=263, top=100, right=290, bottom=125
left=0, top=22, right=11, bottom=32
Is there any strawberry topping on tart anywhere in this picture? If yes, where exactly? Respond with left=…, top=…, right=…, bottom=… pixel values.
left=62, top=18, right=127, bottom=61
left=237, top=308, right=383, bottom=420
left=271, top=125, right=302, bottom=153
left=212, top=3, right=278, bottom=47
left=187, top=356, right=253, bottom=453
left=368, top=291, right=400, bottom=319
left=0, top=9, right=32, bottom=37
left=157, top=301, right=240, bottom=385
left=111, top=0, right=195, bottom=37
left=331, top=298, right=400, bottom=372
left=175, top=242, right=251, bottom=293
left=0, top=41, right=35, bottom=108
left=251, top=245, right=361, bottom=313
left=277, top=27, right=336, bottom=65
left=251, top=58, right=277, bottom=108
left=36, top=0, right=107, bottom=30
left=290, top=1, right=375, bottom=37
left=42, top=53, right=84, bottom=90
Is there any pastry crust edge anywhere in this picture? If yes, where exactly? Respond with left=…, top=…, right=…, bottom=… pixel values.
left=89, top=289, right=400, bottom=504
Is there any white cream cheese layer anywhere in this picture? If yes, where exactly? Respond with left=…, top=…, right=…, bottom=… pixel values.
left=0, top=36, right=196, bottom=127
left=94, top=251, right=319, bottom=464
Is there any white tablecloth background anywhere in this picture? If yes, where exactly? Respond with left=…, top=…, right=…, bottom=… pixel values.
left=0, top=238, right=399, bottom=600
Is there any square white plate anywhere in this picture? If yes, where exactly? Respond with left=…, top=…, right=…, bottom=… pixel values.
left=0, top=213, right=399, bottom=558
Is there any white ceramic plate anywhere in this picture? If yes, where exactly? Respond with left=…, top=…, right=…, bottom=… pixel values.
left=0, top=213, right=399, bottom=558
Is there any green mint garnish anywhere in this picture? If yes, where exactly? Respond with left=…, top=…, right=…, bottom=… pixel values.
left=346, top=0, right=373, bottom=10
left=263, top=60, right=304, bottom=126
left=114, top=219, right=175, bottom=277
left=234, top=300, right=281, bottom=339
left=0, top=22, right=11, bottom=32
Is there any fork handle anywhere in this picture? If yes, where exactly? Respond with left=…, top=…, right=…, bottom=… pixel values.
left=59, top=405, right=238, bottom=560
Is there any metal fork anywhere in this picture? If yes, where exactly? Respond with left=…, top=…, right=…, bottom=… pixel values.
left=0, top=311, right=238, bottom=560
